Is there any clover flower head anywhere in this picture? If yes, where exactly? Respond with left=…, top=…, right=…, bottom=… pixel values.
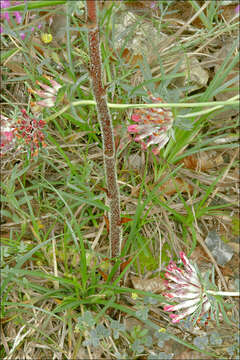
left=128, top=93, right=174, bottom=155
left=31, top=76, right=62, bottom=108
left=1, top=0, right=22, bottom=24
left=163, top=252, right=211, bottom=324
left=0, top=109, right=46, bottom=157
left=16, top=109, right=46, bottom=156
left=0, top=0, right=43, bottom=39
left=0, top=114, right=16, bottom=154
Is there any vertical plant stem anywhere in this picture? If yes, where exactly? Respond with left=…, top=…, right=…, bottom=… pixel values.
left=86, top=0, right=122, bottom=260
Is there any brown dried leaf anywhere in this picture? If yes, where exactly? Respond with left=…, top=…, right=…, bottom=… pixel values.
left=120, top=256, right=133, bottom=273
left=131, top=275, right=165, bottom=293
left=173, top=350, right=212, bottom=359
left=121, top=217, right=133, bottom=224
left=121, top=48, right=143, bottom=66
left=159, top=177, right=193, bottom=195
left=130, top=185, right=141, bottom=198
left=173, top=56, right=209, bottom=92
left=214, top=42, right=239, bottom=122
left=182, top=152, right=224, bottom=171
left=219, top=4, right=240, bottom=23
left=165, top=1, right=206, bottom=28
left=228, top=242, right=240, bottom=254
left=124, top=317, right=145, bottom=332
left=4, top=61, right=26, bottom=75
left=128, top=153, right=145, bottom=172
left=50, top=11, right=67, bottom=43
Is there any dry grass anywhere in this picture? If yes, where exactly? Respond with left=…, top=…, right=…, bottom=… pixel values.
left=0, top=1, right=239, bottom=359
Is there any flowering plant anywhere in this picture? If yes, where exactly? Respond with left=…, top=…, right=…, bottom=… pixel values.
left=30, top=77, right=62, bottom=108
left=128, top=93, right=174, bottom=155
left=0, top=109, right=46, bottom=158
left=0, top=0, right=43, bottom=39
left=163, top=252, right=239, bottom=325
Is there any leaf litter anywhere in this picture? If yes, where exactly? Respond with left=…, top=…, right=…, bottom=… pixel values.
left=0, top=1, right=239, bottom=359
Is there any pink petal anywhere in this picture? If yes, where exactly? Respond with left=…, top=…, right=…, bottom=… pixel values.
left=201, top=298, right=211, bottom=315
left=1, top=0, right=10, bottom=8
left=169, top=302, right=199, bottom=323
left=164, top=305, right=174, bottom=312
left=180, top=252, right=195, bottom=273
left=163, top=293, right=175, bottom=299
left=164, top=288, right=201, bottom=300
left=35, top=90, right=52, bottom=98
left=14, top=11, right=22, bottom=24
left=152, top=147, right=161, bottom=155
left=37, top=98, right=55, bottom=107
left=128, top=125, right=138, bottom=133
left=49, top=79, right=62, bottom=90
left=36, top=81, right=55, bottom=94
left=165, top=297, right=200, bottom=312
left=131, top=114, right=140, bottom=122
left=141, top=142, right=147, bottom=150
left=165, top=272, right=188, bottom=285
left=4, top=12, right=10, bottom=21
left=169, top=313, right=181, bottom=323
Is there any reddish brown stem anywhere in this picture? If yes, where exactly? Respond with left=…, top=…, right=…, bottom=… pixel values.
left=86, top=0, right=122, bottom=260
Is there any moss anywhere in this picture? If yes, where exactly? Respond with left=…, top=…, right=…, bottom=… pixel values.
left=136, top=252, right=158, bottom=272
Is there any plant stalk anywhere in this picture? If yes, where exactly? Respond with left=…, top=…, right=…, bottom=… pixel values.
left=206, top=290, right=240, bottom=297
left=86, top=0, right=122, bottom=260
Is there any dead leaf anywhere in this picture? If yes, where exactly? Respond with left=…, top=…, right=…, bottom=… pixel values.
left=128, top=153, right=145, bottom=172
left=131, top=275, right=165, bottom=293
left=228, top=242, right=240, bottom=254
left=173, top=350, right=212, bottom=359
left=130, top=185, right=141, bottom=198
left=49, top=10, right=67, bottom=43
left=113, top=9, right=160, bottom=65
left=121, top=217, right=133, bottom=224
left=182, top=152, right=224, bottom=171
left=4, top=61, right=26, bottom=75
left=159, top=177, right=193, bottom=195
left=120, top=256, right=133, bottom=273
left=98, top=268, right=108, bottom=281
left=121, top=48, right=143, bottom=66
left=219, top=4, right=240, bottom=23
left=103, top=215, right=109, bottom=233
left=165, top=1, right=207, bottom=29
left=173, top=56, right=209, bottom=92
left=213, top=41, right=239, bottom=122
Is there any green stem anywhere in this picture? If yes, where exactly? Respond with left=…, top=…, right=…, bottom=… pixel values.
left=206, top=290, right=240, bottom=297
left=45, top=96, right=239, bottom=122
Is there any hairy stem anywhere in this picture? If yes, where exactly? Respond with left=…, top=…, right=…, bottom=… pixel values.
left=86, top=0, right=122, bottom=260
left=206, top=290, right=240, bottom=297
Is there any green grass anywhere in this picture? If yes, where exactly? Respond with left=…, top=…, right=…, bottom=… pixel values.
left=0, top=0, right=239, bottom=358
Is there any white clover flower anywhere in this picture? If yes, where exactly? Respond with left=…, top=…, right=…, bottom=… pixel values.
left=163, top=252, right=239, bottom=324
left=163, top=252, right=212, bottom=324
left=128, top=93, right=174, bottom=155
